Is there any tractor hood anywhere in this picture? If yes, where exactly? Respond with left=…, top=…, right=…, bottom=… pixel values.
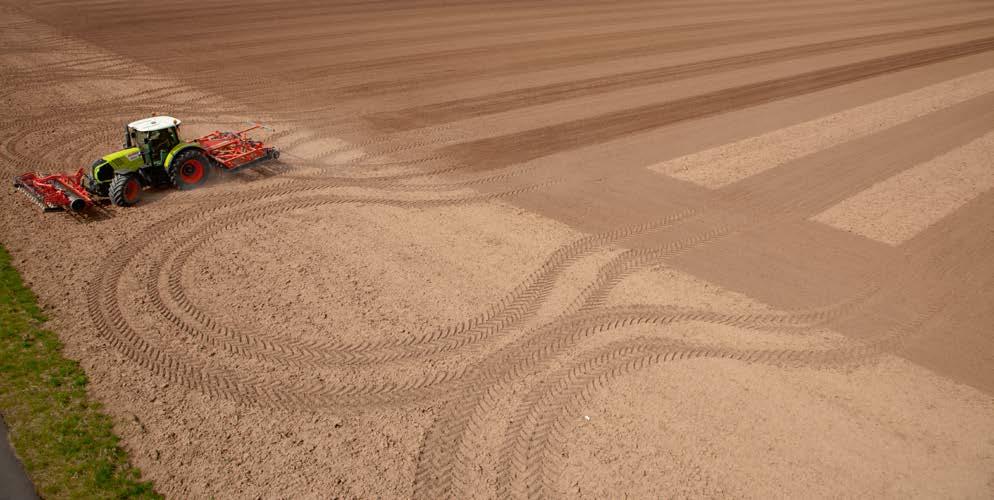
left=101, top=147, right=144, bottom=172
left=102, top=147, right=141, bottom=167
left=87, top=147, right=145, bottom=184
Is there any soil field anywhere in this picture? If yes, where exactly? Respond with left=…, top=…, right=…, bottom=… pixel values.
left=1, top=0, right=993, bottom=497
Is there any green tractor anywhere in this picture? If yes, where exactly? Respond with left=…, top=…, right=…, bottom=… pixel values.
left=15, top=116, right=278, bottom=212
left=84, top=116, right=213, bottom=206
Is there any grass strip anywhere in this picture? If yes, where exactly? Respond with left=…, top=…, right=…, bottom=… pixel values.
left=0, top=245, right=159, bottom=498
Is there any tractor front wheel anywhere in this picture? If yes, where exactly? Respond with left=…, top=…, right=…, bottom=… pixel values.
left=168, top=149, right=211, bottom=190
left=109, top=173, right=143, bottom=207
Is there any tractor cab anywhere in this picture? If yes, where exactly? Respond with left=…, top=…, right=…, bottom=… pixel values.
left=125, top=116, right=182, bottom=168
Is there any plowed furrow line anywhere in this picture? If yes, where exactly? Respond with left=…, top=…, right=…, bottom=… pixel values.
left=242, top=0, right=864, bottom=59
left=326, top=0, right=973, bottom=77
left=6, top=56, right=135, bottom=79
left=368, top=18, right=994, bottom=131
left=443, top=35, right=994, bottom=172
left=334, top=4, right=990, bottom=98
left=212, top=0, right=916, bottom=73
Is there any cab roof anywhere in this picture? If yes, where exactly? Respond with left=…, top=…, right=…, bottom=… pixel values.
left=128, top=116, right=181, bottom=132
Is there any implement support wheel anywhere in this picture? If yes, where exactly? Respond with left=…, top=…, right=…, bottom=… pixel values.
left=169, top=149, right=211, bottom=190
left=109, top=173, right=142, bottom=207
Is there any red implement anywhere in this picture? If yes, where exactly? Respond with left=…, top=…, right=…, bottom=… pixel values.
left=13, top=169, right=93, bottom=212
left=195, top=124, right=279, bottom=170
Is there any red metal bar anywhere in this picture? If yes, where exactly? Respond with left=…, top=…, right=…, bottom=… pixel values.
left=13, top=168, right=93, bottom=212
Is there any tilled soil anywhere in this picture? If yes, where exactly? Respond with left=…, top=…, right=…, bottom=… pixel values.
left=1, top=1, right=993, bottom=498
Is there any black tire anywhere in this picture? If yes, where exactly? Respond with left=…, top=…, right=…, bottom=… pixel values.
left=109, top=173, right=142, bottom=207
left=270, top=148, right=280, bottom=160
left=168, top=148, right=211, bottom=190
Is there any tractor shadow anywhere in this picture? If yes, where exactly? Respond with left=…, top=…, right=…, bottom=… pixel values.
left=68, top=203, right=113, bottom=223
left=135, top=185, right=181, bottom=207
left=221, top=159, right=293, bottom=183
left=66, top=159, right=292, bottom=222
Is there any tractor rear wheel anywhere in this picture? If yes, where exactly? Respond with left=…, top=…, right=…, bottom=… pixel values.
left=109, top=173, right=143, bottom=207
left=168, top=149, right=211, bottom=190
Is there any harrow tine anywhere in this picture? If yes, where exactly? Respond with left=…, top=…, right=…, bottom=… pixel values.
left=13, top=177, right=55, bottom=211
left=13, top=170, right=93, bottom=213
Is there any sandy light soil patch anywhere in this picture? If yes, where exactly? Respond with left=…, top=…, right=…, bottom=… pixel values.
left=813, top=130, right=994, bottom=245
left=650, top=66, right=994, bottom=188
left=563, top=357, right=994, bottom=498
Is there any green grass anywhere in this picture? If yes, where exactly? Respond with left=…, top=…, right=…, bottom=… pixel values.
left=0, top=245, right=159, bottom=499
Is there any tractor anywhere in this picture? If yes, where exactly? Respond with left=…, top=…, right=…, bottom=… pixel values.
left=15, top=116, right=279, bottom=211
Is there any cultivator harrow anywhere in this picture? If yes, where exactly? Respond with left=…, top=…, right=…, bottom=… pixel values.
left=195, top=124, right=280, bottom=170
left=14, top=169, right=93, bottom=212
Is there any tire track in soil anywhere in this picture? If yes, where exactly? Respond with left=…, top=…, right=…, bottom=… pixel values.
left=87, top=184, right=564, bottom=409
left=149, top=162, right=878, bottom=376
left=410, top=175, right=905, bottom=497
left=495, top=249, right=970, bottom=500
left=415, top=186, right=960, bottom=498
left=413, top=277, right=948, bottom=498
left=70, top=65, right=887, bottom=412
left=179, top=107, right=891, bottom=370
left=148, top=211, right=696, bottom=368
left=97, top=170, right=818, bottom=409
left=495, top=303, right=942, bottom=500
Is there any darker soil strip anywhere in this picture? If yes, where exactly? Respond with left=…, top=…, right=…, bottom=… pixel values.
left=368, top=18, right=994, bottom=131
left=439, top=36, right=994, bottom=172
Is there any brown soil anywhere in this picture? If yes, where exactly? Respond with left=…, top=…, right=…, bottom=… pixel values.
left=1, top=1, right=992, bottom=498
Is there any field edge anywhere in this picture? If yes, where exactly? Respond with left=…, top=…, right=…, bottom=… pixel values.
left=0, top=245, right=160, bottom=499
